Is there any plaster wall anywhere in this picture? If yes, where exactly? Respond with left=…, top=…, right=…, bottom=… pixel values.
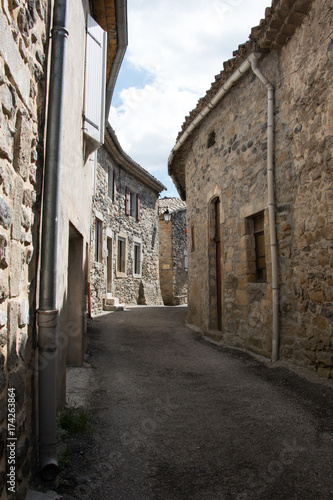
left=52, top=0, right=92, bottom=406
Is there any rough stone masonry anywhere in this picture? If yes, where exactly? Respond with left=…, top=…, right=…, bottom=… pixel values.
left=0, top=1, right=47, bottom=497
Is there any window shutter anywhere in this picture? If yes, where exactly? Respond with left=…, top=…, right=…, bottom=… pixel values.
left=125, top=187, right=130, bottom=215
left=136, top=194, right=141, bottom=221
left=83, top=14, right=107, bottom=145
left=113, top=170, right=116, bottom=202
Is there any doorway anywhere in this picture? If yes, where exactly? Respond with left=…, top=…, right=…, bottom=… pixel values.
left=67, top=223, right=85, bottom=366
left=209, top=197, right=222, bottom=331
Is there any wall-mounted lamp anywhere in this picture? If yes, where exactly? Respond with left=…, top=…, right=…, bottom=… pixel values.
left=163, top=208, right=171, bottom=222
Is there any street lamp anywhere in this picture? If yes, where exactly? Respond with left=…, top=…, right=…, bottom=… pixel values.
left=163, top=208, right=171, bottom=222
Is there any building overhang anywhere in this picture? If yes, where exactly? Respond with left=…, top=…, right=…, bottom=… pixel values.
left=93, top=0, right=128, bottom=115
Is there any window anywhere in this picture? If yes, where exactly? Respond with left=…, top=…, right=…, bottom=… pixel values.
left=125, top=187, right=141, bottom=220
left=207, top=131, right=216, bottom=148
left=95, top=218, right=103, bottom=263
left=184, top=252, right=188, bottom=272
left=108, top=167, right=115, bottom=201
left=83, top=14, right=107, bottom=148
left=133, top=242, right=141, bottom=276
left=253, top=213, right=266, bottom=281
left=117, top=237, right=126, bottom=274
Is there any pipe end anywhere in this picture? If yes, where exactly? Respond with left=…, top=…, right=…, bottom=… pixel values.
left=39, top=441, right=59, bottom=480
left=41, top=461, right=59, bottom=481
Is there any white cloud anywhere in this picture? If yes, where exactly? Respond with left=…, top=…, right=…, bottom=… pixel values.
left=110, top=0, right=271, bottom=195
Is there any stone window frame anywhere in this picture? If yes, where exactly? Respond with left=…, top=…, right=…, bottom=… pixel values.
left=94, top=212, right=103, bottom=264
left=116, top=232, right=127, bottom=278
left=133, top=237, right=142, bottom=278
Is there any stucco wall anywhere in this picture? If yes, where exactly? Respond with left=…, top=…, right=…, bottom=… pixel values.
left=90, top=146, right=163, bottom=314
left=183, top=0, right=332, bottom=376
left=54, top=0, right=93, bottom=405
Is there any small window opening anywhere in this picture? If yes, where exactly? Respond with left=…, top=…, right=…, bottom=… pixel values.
left=95, top=218, right=103, bottom=263
left=207, top=131, right=216, bottom=148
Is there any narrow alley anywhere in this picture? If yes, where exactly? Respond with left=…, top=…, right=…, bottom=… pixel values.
left=43, top=305, right=333, bottom=500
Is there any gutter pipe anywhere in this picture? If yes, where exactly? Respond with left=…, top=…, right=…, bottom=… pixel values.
left=250, top=56, right=279, bottom=362
left=37, top=0, right=68, bottom=479
left=168, top=52, right=279, bottom=362
left=168, top=53, right=256, bottom=164
left=105, top=0, right=128, bottom=115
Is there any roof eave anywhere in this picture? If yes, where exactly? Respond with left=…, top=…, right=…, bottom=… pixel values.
left=105, top=124, right=166, bottom=194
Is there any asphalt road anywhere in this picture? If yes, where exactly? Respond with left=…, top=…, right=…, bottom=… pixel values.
left=58, top=305, right=333, bottom=500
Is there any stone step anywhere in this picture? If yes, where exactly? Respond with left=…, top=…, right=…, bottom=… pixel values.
left=103, top=297, right=125, bottom=312
left=106, top=295, right=119, bottom=305
left=103, top=304, right=125, bottom=312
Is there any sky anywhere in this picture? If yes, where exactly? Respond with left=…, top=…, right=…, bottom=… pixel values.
left=109, top=0, right=271, bottom=197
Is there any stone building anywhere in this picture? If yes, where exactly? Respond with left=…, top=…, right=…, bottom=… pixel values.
left=0, top=2, right=48, bottom=495
left=169, top=0, right=333, bottom=378
left=159, top=197, right=188, bottom=305
left=90, top=124, right=165, bottom=315
left=0, top=0, right=127, bottom=494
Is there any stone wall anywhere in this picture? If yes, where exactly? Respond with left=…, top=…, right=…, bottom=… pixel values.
left=90, top=146, right=163, bottom=314
left=0, top=1, right=47, bottom=497
left=182, top=0, right=332, bottom=377
left=159, top=198, right=188, bottom=306
left=159, top=218, right=173, bottom=305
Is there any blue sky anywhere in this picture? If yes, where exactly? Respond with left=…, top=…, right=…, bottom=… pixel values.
left=109, top=0, right=271, bottom=197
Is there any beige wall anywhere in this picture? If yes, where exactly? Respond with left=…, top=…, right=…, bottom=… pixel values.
left=54, top=0, right=94, bottom=405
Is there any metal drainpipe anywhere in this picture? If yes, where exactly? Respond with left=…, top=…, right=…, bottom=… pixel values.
left=250, top=54, right=279, bottom=362
left=37, top=0, right=68, bottom=479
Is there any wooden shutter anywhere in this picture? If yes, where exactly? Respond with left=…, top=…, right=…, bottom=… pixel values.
left=84, top=14, right=107, bottom=145
left=125, top=187, right=130, bottom=215
left=136, top=194, right=141, bottom=221
left=112, top=170, right=116, bottom=202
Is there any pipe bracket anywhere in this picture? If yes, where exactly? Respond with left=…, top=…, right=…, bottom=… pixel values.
left=37, top=309, right=59, bottom=328
left=51, top=26, right=69, bottom=38
left=38, top=345, right=57, bottom=353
